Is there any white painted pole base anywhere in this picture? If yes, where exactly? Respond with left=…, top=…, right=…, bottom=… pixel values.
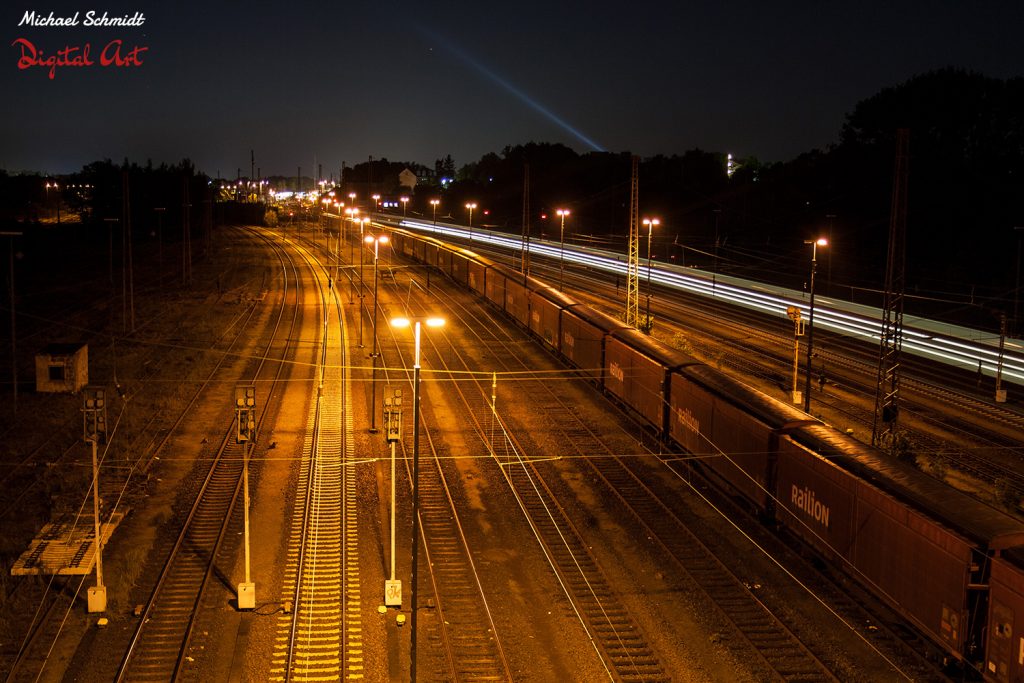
left=237, top=582, right=256, bottom=610
left=87, top=585, right=107, bottom=613
left=385, top=579, right=402, bottom=607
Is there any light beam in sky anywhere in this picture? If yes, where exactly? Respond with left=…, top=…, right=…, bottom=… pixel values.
left=419, top=26, right=605, bottom=153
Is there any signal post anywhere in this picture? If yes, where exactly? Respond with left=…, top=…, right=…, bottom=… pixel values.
left=235, top=385, right=257, bottom=609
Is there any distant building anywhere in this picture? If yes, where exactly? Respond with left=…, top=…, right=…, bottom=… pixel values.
left=398, top=168, right=417, bottom=191
left=35, top=343, right=88, bottom=393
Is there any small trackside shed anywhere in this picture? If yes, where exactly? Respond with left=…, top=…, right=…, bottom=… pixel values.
left=36, top=343, right=88, bottom=393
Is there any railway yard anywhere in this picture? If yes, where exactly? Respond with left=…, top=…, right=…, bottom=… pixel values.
left=1, top=219, right=1023, bottom=682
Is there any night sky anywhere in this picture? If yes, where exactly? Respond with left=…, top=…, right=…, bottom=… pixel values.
left=3, top=1, right=1023, bottom=177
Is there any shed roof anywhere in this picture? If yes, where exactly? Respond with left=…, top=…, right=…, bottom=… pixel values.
left=38, top=343, right=86, bottom=356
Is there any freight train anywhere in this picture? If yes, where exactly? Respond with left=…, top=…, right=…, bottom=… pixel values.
left=385, top=227, right=1024, bottom=682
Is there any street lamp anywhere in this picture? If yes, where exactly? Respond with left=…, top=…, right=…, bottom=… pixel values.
left=400, top=196, right=409, bottom=217
left=372, top=194, right=381, bottom=221
left=390, top=315, right=446, bottom=683
left=556, top=209, right=570, bottom=291
left=803, top=237, right=828, bottom=413
left=365, top=233, right=389, bottom=432
left=320, top=198, right=330, bottom=245
left=344, top=207, right=355, bottom=255
left=332, top=202, right=342, bottom=284
left=46, top=181, right=61, bottom=224
left=642, top=217, right=660, bottom=329
left=430, top=199, right=440, bottom=225
left=357, top=216, right=371, bottom=346
left=343, top=208, right=358, bottom=302
left=465, top=202, right=477, bottom=241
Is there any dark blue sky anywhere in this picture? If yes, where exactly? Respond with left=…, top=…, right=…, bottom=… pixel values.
left=3, top=1, right=1023, bottom=176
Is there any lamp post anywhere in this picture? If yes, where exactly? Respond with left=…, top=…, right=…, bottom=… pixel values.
left=344, top=208, right=358, bottom=302
left=642, top=218, right=660, bottom=329
left=46, top=181, right=61, bottom=224
left=332, top=202, right=342, bottom=284
left=344, top=207, right=355, bottom=237
left=556, top=209, right=570, bottom=291
left=465, top=202, right=477, bottom=242
left=390, top=315, right=446, bottom=683
left=430, top=199, right=440, bottom=225
left=365, top=234, right=389, bottom=432
left=344, top=208, right=355, bottom=267
left=400, top=196, right=409, bottom=217
left=803, top=237, right=828, bottom=413
left=372, top=194, right=381, bottom=222
left=357, top=217, right=370, bottom=346
left=320, top=198, right=330, bottom=248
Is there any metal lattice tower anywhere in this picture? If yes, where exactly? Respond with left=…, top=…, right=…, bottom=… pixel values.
left=872, top=129, right=910, bottom=449
left=625, top=155, right=640, bottom=327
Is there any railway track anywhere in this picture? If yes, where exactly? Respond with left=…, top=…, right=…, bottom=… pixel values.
left=270, top=233, right=362, bottom=681
left=398, top=291, right=670, bottom=681
left=287, top=223, right=518, bottom=679
left=2, top=575, right=83, bottom=683
left=112, top=229, right=303, bottom=681
left=377, top=295, right=514, bottom=679
left=1, top=228, right=284, bottom=682
left=433, top=291, right=847, bottom=680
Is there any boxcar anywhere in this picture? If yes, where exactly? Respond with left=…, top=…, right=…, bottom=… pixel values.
left=775, top=430, right=974, bottom=656
left=485, top=265, right=507, bottom=310
left=559, top=305, right=624, bottom=381
left=437, top=246, right=453, bottom=279
left=450, top=249, right=471, bottom=287
left=986, top=549, right=1024, bottom=682
left=504, top=274, right=530, bottom=327
left=788, top=423, right=1024, bottom=668
left=424, top=241, right=440, bottom=269
left=605, top=329, right=689, bottom=432
left=529, top=286, right=575, bottom=351
left=468, top=258, right=487, bottom=296
left=669, top=367, right=777, bottom=510
left=412, top=234, right=427, bottom=263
